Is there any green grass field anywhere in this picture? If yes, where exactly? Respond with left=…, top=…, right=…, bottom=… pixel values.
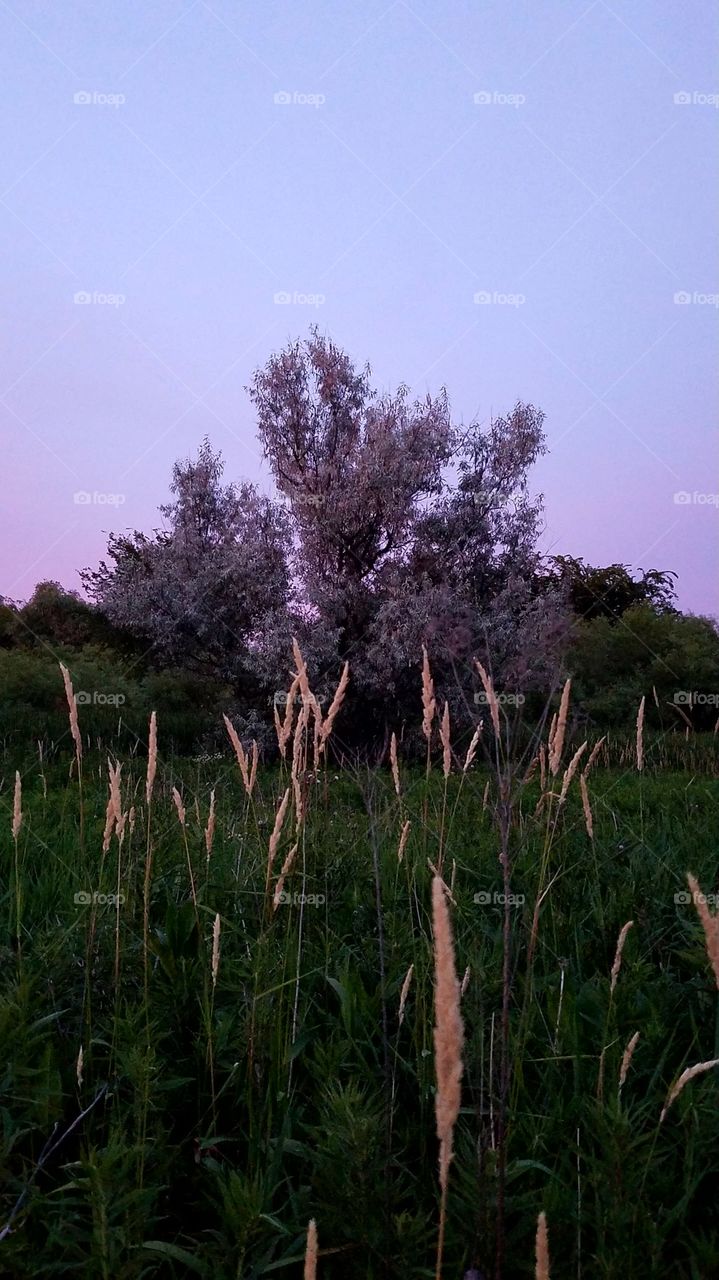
left=2, top=729, right=719, bottom=1278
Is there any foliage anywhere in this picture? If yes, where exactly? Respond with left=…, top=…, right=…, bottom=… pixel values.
left=1, top=715, right=718, bottom=1277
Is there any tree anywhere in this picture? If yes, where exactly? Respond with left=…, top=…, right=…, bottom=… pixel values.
left=542, top=557, right=677, bottom=621
left=568, top=605, right=719, bottom=729
left=82, top=440, right=292, bottom=696
left=249, top=332, right=565, bottom=739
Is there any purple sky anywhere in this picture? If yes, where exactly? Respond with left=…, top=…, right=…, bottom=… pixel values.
left=1, top=1, right=717, bottom=614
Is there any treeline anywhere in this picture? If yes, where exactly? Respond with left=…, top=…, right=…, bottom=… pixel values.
left=2, top=332, right=717, bottom=755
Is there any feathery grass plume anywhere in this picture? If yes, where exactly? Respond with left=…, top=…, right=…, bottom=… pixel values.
left=204, top=789, right=216, bottom=860
left=211, top=913, right=221, bottom=987
left=618, top=1030, right=640, bottom=1094
left=145, top=711, right=157, bottom=807
left=268, top=788, right=291, bottom=876
left=278, top=675, right=300, bottom=758
left=128, top=806, right=135, bottom=835
left=59, top=662, right=82, bottom=762
left=558, top=741, right=587, bottom=806
left=440, top=701, right=451, bottom=777
left=311, top=695, right=323, bottom=769
left=291, top=702, right=308, bottom=828
left=12, top=771, right=22, bottom=840
left=482, top=780, right=490, bottom=810
left=636, top=695, right=646, bottom=772
left=652, top=684, right=660, bottom=709
left=76, top=1045, right=84, bottom=1089
left=248, top=740, right=258, bottom=795
left=610, top=920, right=634, bottom=994
left=397, top=819, right=411, bottom=864
left=223, top=714, right=250, bottom=792
left=292, top=635, right=311, bottom=701
left=463, top=722, right=482, bottom=773
left=108, top=759, right=122, bottom=825
left=474, top=660, right=500, bottom=739
left=273, top=701, right=283, bottom=751
left=432, top=875, right=464, bottom=1278
left=579, top=774, right=594, bottom=839
left=686, top=872, right=719, bottom=988
left=432, top=875, right=464, bottom=1189
left=547, top=713, right=557, bottom=762
left=460, top=966, right=471, bottom=998
left=539, top=743, right=547, bottom=792
left=523, top=754, right=539, bottom=785
left=319, top=661, right=350, bottom=753
left=549, top=679, right=571, bottom=776
left=390, top=732, right=401, bottom=796
left=398, top=964, right=414, bottom=1025
left=535, top=1211, right=550, bottom=1280
left=115, top=808, right=128, bottom=847
left=272, top=841, right=298, bottom=910
left=583, top=735, right=606, bottom=777
left=303, top=1218, right=318, bottom=1280
left=101, top=796, right=115, bottom=855
left=660, top=1058, right=719, bottom=1122
left=421, top=644, right=436, bottom=741
left=428, top=861, right=456, bottom=906
left=172, top=787, right=186, bottom=827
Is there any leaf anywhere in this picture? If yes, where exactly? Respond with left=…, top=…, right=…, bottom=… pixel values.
left=142, top=1241, right=207, bottom=1275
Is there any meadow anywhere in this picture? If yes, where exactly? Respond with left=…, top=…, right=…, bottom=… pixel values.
left=1, top=658, right=719, bottom=1278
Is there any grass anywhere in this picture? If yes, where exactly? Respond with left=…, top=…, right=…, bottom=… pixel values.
left=1, top=724, right=719, bottom=1277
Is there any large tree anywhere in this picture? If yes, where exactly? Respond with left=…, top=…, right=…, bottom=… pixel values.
left=82, top=439, right=292, bottom=694
left=249, top=331, right=566, bottom=734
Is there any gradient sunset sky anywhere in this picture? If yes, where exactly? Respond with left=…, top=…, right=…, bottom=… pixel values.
left=1, top=1, right=717, bottom=613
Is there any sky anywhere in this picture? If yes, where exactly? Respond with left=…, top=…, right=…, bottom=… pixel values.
left=1, top=0, right=717, bottom=614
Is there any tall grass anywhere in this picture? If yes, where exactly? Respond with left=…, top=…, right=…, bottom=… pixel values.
left=0, top=657, right=718, bottom=1276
